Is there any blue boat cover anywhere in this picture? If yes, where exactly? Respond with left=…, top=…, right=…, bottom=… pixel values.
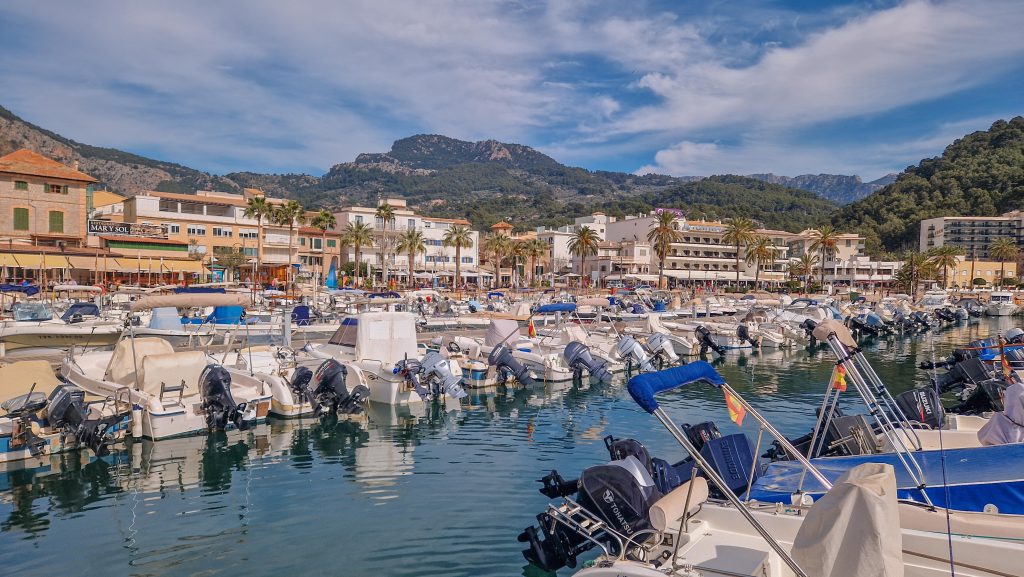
left=174, top=287, right=226, bottom=294
left=206, top=305, right=244, bottom=325
left=487, top=291, right=504, bottom=298
left=0, top=283, right=39, bottom=296
left=749, top=442, right=1024, bottom=514
left=369, top=291, right=401, bottom=299
left=61, top=302, right=100, bottom=321
left=536, top=303, right=576, bottom=313
left=628, top=362, right=725, bottom=414
left=291, top=305, right=310, bottom=326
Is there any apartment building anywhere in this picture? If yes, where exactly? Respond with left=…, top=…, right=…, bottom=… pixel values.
left=788, top=230, right=898, bottom=288
left=920, top=214, right=1022, bottom=259
left=0, top=149, right=96, bottom=248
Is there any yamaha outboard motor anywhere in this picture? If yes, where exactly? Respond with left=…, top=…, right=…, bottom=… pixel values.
left=291, top=360, right=369, bottom=416
left=736, top=323, right=759, bottom=347
left=646, top=332, right=679, bottom=366
left=45, top=384, right=123, bottom=456
left=695, top=325, right=726, bottom=356
left=199, top=365, right=251, bottom=431
left=488, top=344, right=536, bottom=386
left=518, top=456, right=662, bottom=572
left=615, top=335, right=656, bottom=372
left=395, top=351, right=468, bottom=400
left=563, top=341, right=613, bottom=383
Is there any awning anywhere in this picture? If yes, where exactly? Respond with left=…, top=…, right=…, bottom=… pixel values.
left=625, top=274, right=659, bottom=282
left=0, top=253, right=21, bottom=269
left=66, top=255, right=99, bottom=269
left=11, top=254, right=71, bottom=269
left=106, top=258, right=138, bottom=273
left=163, top=260, right=206, bottom=273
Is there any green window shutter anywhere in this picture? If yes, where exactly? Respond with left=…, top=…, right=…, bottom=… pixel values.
left=48, top=211, right=64, bottom=233
left=63, top=185, right=69, bottom=195
left=327, top=239, right=336, bottom=248
left=43, top=182, right=49, bottom=194
left=13, top=208, right=29, bottom=230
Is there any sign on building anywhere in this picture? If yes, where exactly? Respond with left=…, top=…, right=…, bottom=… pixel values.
left=88, top=220, right=166, bottom=238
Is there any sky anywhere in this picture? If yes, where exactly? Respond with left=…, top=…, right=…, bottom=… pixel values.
left=1, top=0, right=1022, bottom=181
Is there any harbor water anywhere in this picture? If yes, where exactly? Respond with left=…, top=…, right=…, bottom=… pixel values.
left=0, top=318, right=1013, bottom=576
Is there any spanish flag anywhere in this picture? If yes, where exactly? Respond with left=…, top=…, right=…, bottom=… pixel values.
left=723, top=389, right=746, bottom=426
left=832, top=365, right=847, bottom=392
left=528, top=320, right=537, bottom=338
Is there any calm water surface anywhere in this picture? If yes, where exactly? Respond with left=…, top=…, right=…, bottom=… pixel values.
left=0, top=318, right=1014, bottom=576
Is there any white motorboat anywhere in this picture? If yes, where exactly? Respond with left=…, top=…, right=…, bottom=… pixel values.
left=305, top=311, right=467, bottom=405
left=61, top=293, right=272, bottom=440
left=987, top=291, right=1018, bottom=316
left=0, top=301, right=122, bottom=354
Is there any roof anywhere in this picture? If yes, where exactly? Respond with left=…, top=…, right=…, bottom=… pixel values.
left=298, top=226, right=342, bottom=236
left=423, top=216, right=472, bottom=226
left=140, top=190, right=286, bottom=208
left=100, top=235, right=188, bottom=246
left=0, top=149, right=97, bottom=182
left=491, top=221, right=513, bottom=230
left=92, top=190, right=126, bottom=207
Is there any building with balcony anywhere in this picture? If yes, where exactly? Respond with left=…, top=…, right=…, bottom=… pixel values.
left=920, top=214, right=1023, bottom=259
left=0, top=149, right=96, bottom=249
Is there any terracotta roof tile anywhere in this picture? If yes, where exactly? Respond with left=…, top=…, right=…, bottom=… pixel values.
left=0, top=149, right=97, bottom=182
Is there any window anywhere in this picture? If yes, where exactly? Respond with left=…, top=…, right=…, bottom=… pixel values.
left=187, top=224, right=206, bottom=236
left=47, top=183, right=69, bottom=195
left=461, top=256, right=473, bottom=263
left=14, top=180, right=28, bottom=191
left=238, top=229, right=258, bottom=239
left=164, top=223, right=181, bottom=234
left=299, top=237, right=306, bottom=246
left=312, top=238, right=322, bottom=250
left=48, top=211, right=64, bottom=233
left=408, top=219, right=416, bottom=230
left=212, top=227, right=232, bottom=238
left=425, top=255, right=434, bottom=263
left=327, top=239, right=336, bottom=248
left=13, top=207, right=29, bottom=231
left=355, top=215, right=363, bottom=224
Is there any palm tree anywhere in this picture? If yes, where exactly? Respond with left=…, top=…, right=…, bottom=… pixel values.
left=790, top=253, right=819, bottom=293
left=896, top=250, right=938, bottom=296
left=568, top=226, right=600, bottom=289
left=926, top=245, right=964, bottom=288
left=722, top=217, right=757, bottom=286
left=442, top=224, right=474, bottom=292
left=396, top=229, right=426, bottom=288
left=989, top=237, right=1019, bottom=287
left=243, top=195, right=273, bottom=286
left=375, top=203, right=397, bottom=286
left=744, top=236, right=777, bottom=288
left=271, top=200, right=306, bottom=287
left=311, top=209, right=337, bottom=284
left=520, top=238, right=548, bottom=287
left=482, top=234, right=511, bottom=288
left=809, top=225, right=841, bottom=289
left=647, top=211, right=683, bottom=289
left=342, top=221, right=374, bottom=287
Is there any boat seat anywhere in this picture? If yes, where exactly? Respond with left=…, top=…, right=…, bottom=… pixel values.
left=649, top=477, right=709, bottom=532
left=139, top=351, right=209, bottom=400
left=0, top=360, right=62, bottom=402
left=106, top=337, right=175, bottom=385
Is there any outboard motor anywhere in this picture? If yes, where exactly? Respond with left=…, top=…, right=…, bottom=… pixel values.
left=488, top=344, right=536, bottom=386
left=1, top=390, right=50, bottom=456
left=695, top=325, right=727, bottom=356
left=199, top=365, right=251, bottom=431
left=395, top=351, right=468, bottom=400
left=645, top=332, right=679, bottom=366
left=615, top=335, right=656, bottom=372
left=563, top=341, right=613, bottom=383
left=45, top=384, right=123, bottom=456
left=800, top=318, right=818, bottom=345
left=934, top=307, right=956, bottom=323
left=892, top=387, right=945, bottom=429
left=291, top=360, right=370, bottom=416
left=736, top=323, right=759, bottom=347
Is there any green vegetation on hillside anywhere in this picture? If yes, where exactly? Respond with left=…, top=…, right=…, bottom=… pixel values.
left=836, top=117, right=1024, bottom=254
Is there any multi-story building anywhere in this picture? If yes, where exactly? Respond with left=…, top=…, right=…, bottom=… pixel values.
left=789, top=230, right=897, bottom=288
left=0, top=149, right=96, bottom=248
left=920, top=214, right=1022, bottom=259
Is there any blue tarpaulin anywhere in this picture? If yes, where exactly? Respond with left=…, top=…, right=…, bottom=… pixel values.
left=326, top=261, right=338, bottom=289
left=61, top=302, right=100, bottom=322
left=535, top=303, right=576, bottom=313
left=0, top=283, right=39, bottom=296
left=174, top=287, right=226, bottom=294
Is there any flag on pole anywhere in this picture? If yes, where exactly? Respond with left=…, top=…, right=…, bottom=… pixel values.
left=832, top=365, right=847, bottom=392
left=528, top=319, right=537, bottom=338
left=723, top=389, right=746, bottom=426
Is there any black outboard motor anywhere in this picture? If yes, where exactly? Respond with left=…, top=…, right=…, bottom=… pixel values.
left=892, top=387, right=945, bottom=429
left=736, top=323, right=759, bottom=347
left=199, top=365, right=251, bottom=431
left=46, top=384, right=123, bottom=456
left=934, top=307, right=957, bottom=323
left=563, top=341, right=612, bottom=383
left=800, top=319, right=818, bottom=345
left=291, top=360, right=370, bottom=416
left=695, top=325, right=726, bottom=356
left=519, top=456, right=662, bottom=572
left=488, top=344, right=536, bottom=385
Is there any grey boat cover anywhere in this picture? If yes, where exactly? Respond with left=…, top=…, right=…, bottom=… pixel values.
left=791, top=463, right=903, bottom=577
left=978, top=382, right=1024, bottom=445
left=485, top=319, right=521, bottom=347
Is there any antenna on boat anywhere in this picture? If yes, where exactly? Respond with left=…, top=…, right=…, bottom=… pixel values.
left=925, top=324, right=958, bottom=576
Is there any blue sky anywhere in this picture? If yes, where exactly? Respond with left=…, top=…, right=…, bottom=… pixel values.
left=1, top=1, right=1022, bottom=181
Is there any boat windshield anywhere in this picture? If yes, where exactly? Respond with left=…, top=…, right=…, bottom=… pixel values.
left=327, top=318, right=358, bottom=347
left=12, top=302, right=54, bottom=321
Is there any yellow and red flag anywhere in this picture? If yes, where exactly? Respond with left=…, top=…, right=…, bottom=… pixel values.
left=723, top=389, right=746, bottom=426
left=832, top=365, right=847, bottom=392
left=528, top=320, right=537, bottom=338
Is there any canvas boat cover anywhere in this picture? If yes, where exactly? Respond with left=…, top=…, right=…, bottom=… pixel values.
left=355, top=312, right=418, bottom=362
left=750, top=442, right=1024, bottom=514
left=977, top=382, right=1024, bottom=445
left=792, top=463, right=902, bottom=577
left=0, top=360, right=61, bottom=402
left=485, top=319, right=521, bottom=347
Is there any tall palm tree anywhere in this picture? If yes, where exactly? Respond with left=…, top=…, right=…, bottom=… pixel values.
left=343, top=221, right=374, bottom=287
left=744, top=235, right=776, bottom=288
left=375, top=203, right=397, bottom=286
left=271, top=200, right=306, bottom=287
left=442, top=224, right=474, bottom=292
left=926, top=245, right=963, bottom=288
left=989, top=237, right=1019, bottom=287
left=790, top=252, right=819, bottom=293
left=311, top=209, right=337, bottom=284
left=243, top=196, right=273, bottom=286
left=396, top=229, right=426, bottom=288
left=809, top=225, right=840, bottom=289
left=897, top=250, right=938, bottom=296
left=520, top=238, right=548, bottom=287
left=647, top=211, right=683, bottom=289
left=568, top=226, right=600, bottom=289
left=482, top=234, right=511, bottom=288
left=722, top=217, right=757, bottom=286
